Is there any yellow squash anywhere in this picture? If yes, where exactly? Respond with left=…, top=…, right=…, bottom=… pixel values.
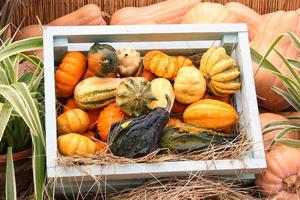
left=57, top=133, right=97, bottom=156
left=183, top=99, right=238, bottom=130
left=200, top=45, right=241, bottom=96
left=174, top=66, right=206, bottom=104
left=150, top=78, right=175, bottom=109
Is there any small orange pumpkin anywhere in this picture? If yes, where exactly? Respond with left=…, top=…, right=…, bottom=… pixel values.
left=55, top=52, right=86, bottom=97
left=166, top=117, right=182, bottom=127
left=57, top=108, right=90, bottom=135
left=97, top=103, right=127, bottom=141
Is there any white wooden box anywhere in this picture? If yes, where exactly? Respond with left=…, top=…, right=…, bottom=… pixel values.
left=43, top=24, right=266, bottom=194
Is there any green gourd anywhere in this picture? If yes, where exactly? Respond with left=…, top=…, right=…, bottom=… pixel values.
left=160, top=123, right=235, bottom=151
left=108, top=95, right=171, bottom=158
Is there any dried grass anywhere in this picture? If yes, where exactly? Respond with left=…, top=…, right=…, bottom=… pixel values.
left=108, top=176, right=261, bottom=200
left=57, top=133, right=251, bottom=167
left=12, top=0, right=300, bottom=28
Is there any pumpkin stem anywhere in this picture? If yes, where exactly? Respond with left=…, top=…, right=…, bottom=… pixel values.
left=283, top=175, right=300, bottom=193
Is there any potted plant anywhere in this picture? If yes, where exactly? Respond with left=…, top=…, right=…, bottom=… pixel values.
left=0, top=5, right=45, bottom=198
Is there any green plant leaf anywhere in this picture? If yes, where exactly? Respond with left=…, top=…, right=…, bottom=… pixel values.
left=0, top=67, right=9, bottom=84
left=287, top=59, right=300, bottom=70
left=20, top=53, right=44, bottom=69
left=0, top=25, right=9, bottom=38
left=0, top=103, right=12, bottom=143
left=5, top=147, right=17, bottom=200
left=0, top=37, right=43, bottom=61
left=272, top=86, right=300, bottom=111
left=276, top=138, right=300, bottom=148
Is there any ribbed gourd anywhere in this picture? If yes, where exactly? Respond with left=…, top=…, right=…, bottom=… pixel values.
left=183, top=99, right=239, bottom=131
left=74, top=77, right=122, bottom=110
left=200, top=46, right=241, bottom=96
left=160, top=123, right=235, bottom=151
left=116, top=77, right=156, bottom=116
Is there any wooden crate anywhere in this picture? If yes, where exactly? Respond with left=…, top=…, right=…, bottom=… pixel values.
left=44, top=24, right=266, bottom=195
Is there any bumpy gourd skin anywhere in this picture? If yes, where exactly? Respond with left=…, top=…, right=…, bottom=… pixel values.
left=108, top=107, right=169, bottom=158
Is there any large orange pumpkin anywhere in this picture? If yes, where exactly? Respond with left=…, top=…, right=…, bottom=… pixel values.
left=256, top=113, right=300, bottom=199
left=250, top=11, right=300, bottom=111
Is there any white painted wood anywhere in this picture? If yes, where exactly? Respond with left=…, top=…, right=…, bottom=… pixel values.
left=43, top=24, right=266, bottom=193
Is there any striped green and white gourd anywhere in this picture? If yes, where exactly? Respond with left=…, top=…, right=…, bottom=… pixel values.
left=74, top=77, right=123, bottom=110
left=116, top=77, right=156, bottom=116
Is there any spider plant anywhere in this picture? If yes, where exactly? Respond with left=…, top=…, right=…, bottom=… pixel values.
left=0, top=23, right=44, bottom=200
left=251, top=32, right=300, bottom=149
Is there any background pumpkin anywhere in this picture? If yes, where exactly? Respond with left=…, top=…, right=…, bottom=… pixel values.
left=57, top=133, right=97, bottom=156
left=110, top=0, right=202, bottom=25
left=251, top=11, right=300, bottom=111
left=181, top=3, right=238, bottom=24
left=55, top=52, right=86, bottom=97
left=57, top=108, right=89, bottom=135
left=97, top=103, right=127, bottom=141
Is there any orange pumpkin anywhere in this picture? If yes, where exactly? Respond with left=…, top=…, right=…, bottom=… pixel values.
left=251, top=11, right=300, bottom=111
left=97, top=103, right=127, bottom=141
left=55, top=52, right=87, bottom=97
left=63, top=97, right=100, bottom=130
left=141, top=69, right=155, bottom=81
left=57, top=109, right=90, bottom=135
left=255, top=113, right=300, bottom=199
left=181, top=3, right=238, bottom=24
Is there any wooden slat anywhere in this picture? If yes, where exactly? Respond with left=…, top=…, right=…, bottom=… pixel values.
left=12, top=0, right=300, bottom=27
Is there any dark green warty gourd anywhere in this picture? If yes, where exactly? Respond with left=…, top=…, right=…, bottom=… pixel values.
left=108, top=95, right=171, bottom=158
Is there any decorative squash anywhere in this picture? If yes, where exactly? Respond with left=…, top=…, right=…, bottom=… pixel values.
left=108, top=96, right=171, bottom=158
left=110, top=0, right=202, bottom=25
left=57, top=109, right=90, bottom=135
left=143, top=51, right=193, bottom=80
left=97, top=103, right=127, bottom=141
left=250, top=11, right=300, bottom=111
left=57, top=133, right=97, bottom=156
left=140, top=69, right=155, bottom=81
left=116, top=77, right=155, bottom=116
left=225, top=2, right=262, bottom=41
left=166, top=117, right=182, bottom=127
left=181, top=3, right=238, bottom=24
left=150, top=78, right=175, bottom=109
left=160, top=123, right=235, bottom=151
left=63, top=97, right=100, bottom=130
left=74, top=77, right=122, bottom=110
left=88, top=43, right=118, bottom=77
left=174, top=67, right=206, bottom=104
left=171, top=100, right=188, bottom=115
left=55, top=52, right=86, bottom=97
left=200, top=46, right=241, bottom=96
left=183, top=99, right=238, bottom=131
left=116, top=48, right=141, bottom=76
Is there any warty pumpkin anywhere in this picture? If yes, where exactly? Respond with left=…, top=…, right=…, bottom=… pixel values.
left=57, top=109, right=90, bottom=135
left=55, top=52, right=86, bottom=97
left=116, top=77, right=156, bottom=116
left=200, top=46, right=241, bottom=96
left=57, top=133, right=97, bottom=156
left=183, top=99, right=238, bottom=131
left=97, top=103, right=127, bottom=141
left=181, top=3, right=238, bottom=24
left=251, top=11, right=300, bottom=111
left=88, top=43, right=118, bottom=77
left=110, top=0, right=202, bottom=25
left=174, top=66, right=206, bottom=104
left=74, top=77, right=123, bottom=110
left=116, top=48, right=141, bottom=76
left=150, top=78, right=175, bottom=110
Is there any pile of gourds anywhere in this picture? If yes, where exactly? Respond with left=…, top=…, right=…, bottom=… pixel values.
left=55, top=44, right=241, bottom=158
